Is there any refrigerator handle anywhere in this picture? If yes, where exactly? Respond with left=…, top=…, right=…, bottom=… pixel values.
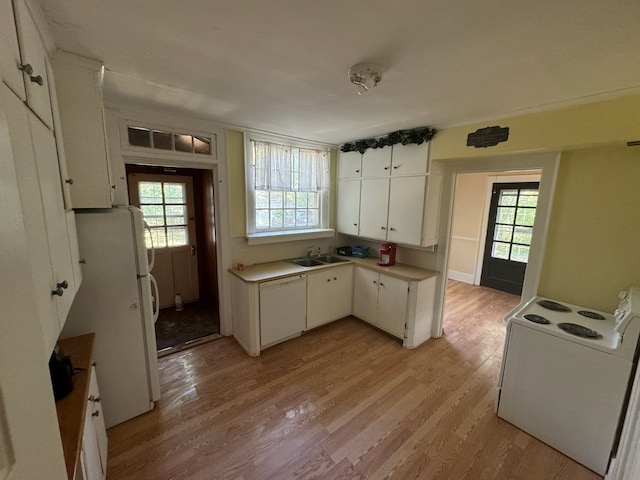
left=145, top=223, right=156, bottom=271
left=150, top=274, right=160, bottom=323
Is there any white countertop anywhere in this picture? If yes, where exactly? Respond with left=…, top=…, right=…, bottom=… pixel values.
left=229, top=256, right=439, bottom=283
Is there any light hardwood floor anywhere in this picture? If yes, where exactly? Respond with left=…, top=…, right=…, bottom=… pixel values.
left=106, top=280, right=603, bottom=479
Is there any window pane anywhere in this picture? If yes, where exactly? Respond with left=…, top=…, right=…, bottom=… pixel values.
left=492, top=242, right=510, bottom=260
left=152, top=130, right=172, bottom=150
left=141, top=204, right=165, bottom=226
left=147, top=228, right=167, bottom=248
left=175, top=134, right=193, bottom=153
left=128, top=127, right=151, bottom=147
left=494, top=225, right=513, bottom=242
left=165, top=205, right=187, bottom=225
left=139, top=182, right=163, bottom=204
left=516, top=207, right=536, bottom=226
left=296, top=192, right=308, bottom=208
left=166, top=226, right=188, bottom=247
left=256, top=191, right=269, bottom=209
left=163, top=183, right=186, bottom=204
left=193, top=136, right=211, bottom=155
left=510, top=245, right=530, bottom=263
left=270, top=210, right=283, bottom=228
left=498, top=190, right=518, bottom=206
left=284, top=209, right=296, bottom=227
left=308, top=209, right=319, bottom=226
left=496, top=207, right=515, bottom=225
left=518, top=191, right=539, bottom=207
left=308, top=192, right=318, bottom=208
left=285, top=192, right=296, bottom=208
left=270, top=191, right=283, bottom=209
left=256, top=209, right=269, bottom=229
left=295, top=210, right=307, bottom=226
left=513, top=226, right=533, bottom=245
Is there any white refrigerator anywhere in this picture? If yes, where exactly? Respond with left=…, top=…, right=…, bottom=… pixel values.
left=62, top=207, right=161, bottom=428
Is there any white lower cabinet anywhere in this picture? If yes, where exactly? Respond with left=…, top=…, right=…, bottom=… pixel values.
left=80, top=366, right=108, bottom=480
left=306, top=265, right=354, bottom=329
left=353, top=268, right=408, bottom=338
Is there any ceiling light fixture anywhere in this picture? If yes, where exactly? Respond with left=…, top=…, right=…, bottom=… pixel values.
left=348, top=63, right=384, bottom=95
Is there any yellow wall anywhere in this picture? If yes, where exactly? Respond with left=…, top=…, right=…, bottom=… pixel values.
left=538, top=144, right=640, bottom=312
left=432, top=94, right=640, bottom=160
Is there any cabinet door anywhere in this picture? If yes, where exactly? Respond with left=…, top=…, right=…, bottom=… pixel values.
left=353, top=268, right=379, bottom=324
left=307, top=270, right=333, bottom=329
left=337, top=179, right=361, bottom=236
left=390, top=143, right=429, bottom=176
left=29, top=114, right=77, bottom=325
left=359, top=178, right=389, bottom=241
left=51, top=53, right=113, bottom=208
left=387, top=176, right=426, bottom=245
left=0, top=0, right=25, bottom=99
left=13, top=0, right=53, bottom=129
left=338, top=151, right=362, bottom=178
left=376, top=274, right=408, bottom=338
left=2, top=85, right=58, bottom=353
left=327, top=265, right=354, bottom=321
left=82, top=398, right=103, bottom=480
left=88, top=366, right=107, bottom=475
left=361, top=146, right=392, bottom=177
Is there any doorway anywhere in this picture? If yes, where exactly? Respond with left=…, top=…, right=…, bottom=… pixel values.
left=480, top=182, right=539, bottom=295
left=126, top=164, right=221, bottom=355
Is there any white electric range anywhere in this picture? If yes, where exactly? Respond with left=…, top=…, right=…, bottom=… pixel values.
left=496, top=287, right=640, bottom=475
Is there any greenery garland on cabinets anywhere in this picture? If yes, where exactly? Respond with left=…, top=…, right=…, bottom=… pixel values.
left=340, top=126, right=436, bottom=154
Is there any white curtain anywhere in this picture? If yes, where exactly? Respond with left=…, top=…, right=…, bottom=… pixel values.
left=253, top=140, right=329, bottom=191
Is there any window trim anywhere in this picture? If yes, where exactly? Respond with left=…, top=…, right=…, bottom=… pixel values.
left=244, top=133, right=332, bottom=240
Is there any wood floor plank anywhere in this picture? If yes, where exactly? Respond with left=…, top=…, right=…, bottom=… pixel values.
left=106, top=281, right=602, bottom=480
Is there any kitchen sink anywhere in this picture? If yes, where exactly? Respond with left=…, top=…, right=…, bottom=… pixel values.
left=290, top=258, right=326, bottom=267
left=314, top=255, right=349, bottom=264
left=290, top=255, right=350, bottom=267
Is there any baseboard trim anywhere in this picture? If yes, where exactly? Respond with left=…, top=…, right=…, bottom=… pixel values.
left=447, top=270, right=475, bottom=284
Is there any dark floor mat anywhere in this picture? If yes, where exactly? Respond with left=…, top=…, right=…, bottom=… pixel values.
left=154, top=299, right=220, bottom=351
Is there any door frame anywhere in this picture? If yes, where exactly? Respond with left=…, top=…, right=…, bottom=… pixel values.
left=474, top=173, right=541, bottom=285
left=431, top=151, right=560, bottom=338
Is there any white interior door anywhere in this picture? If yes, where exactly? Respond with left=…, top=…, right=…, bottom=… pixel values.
left=129, top=173, right=199, bottom=307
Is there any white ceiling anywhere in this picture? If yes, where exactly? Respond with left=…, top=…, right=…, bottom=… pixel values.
left=40, top=0, right=640, bottom=145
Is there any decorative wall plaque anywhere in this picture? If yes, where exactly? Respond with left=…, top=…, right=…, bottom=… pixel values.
left=467, top=126, right=509, bottom=148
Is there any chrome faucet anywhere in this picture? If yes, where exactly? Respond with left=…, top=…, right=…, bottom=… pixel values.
left=306, top=245, right=315, bottom=257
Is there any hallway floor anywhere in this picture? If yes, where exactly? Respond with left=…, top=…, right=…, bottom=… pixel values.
left=154, top=299, right=220, bottom=352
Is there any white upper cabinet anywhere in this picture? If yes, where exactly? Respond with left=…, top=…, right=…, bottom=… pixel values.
left=390, top=142, right=429, bottom=176
left=336, top=179, right=361, bottom=236
left=359, top=178, right=390, bottom=241
left=0, top=0, right=25, bottom=99
left=12, top=0, right=53, bottom=129
left=337, top=150, right=362, bottom=178
left=52, top=52, right=113, bottom=208
left=361, top=146, right=392, bottom=177
left=387, top=176, right=426, bottom=245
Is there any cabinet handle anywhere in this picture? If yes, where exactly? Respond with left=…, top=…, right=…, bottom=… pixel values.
left=381, top=226, right=386, bottom=230
left=18, top=63, right=33, bottom=75
left=92, top=361, right=97, bottom=367
left=79, top=259, right=87, bottom=264
left=333, top=277, right=337, bottom=281
left=389, top=227, right=396, bottom=231
left=380, top=283, right=385, bottom=287
left=111, top=184, right=118, bottom=190
left=384, top=166, right=390, bottom=170
left=92, top=411, right=100, bottom=418
left=88, top=395, right=102, bottom=403
left=355, top=169, right=360, bottom=173
left=29, top=75, right=43, bottom=86
left=65, top=178, right=74, bottom=185
left=51, top=287, right=64, bottom=297
left=373, top=280, right=377, bottom=285
left=393, top=165, right=400, bottom=169
left=57, top=280, right=69, bottom=290
left=353, top=223, right=357, bottom=226
left=327, top=278, right=331, bottom=282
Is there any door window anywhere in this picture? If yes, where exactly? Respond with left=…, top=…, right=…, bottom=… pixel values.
left=490, top=188, right=538, bottom=263
left=138, top=181, right=189, bottom=248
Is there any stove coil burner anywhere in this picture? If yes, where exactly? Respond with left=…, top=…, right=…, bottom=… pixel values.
left=537, top=299, right=571, bottom=312
left=577, top=310, right=606, bottom=320
left=524, top=314, right=551, bottom=325
left=557, top=322, right=603, bottom=339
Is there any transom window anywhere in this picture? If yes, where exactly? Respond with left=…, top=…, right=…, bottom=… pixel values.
left=491, top=188, right=538, bottom=263
left=246, top=137, right=330, bottom=234
left=139, top=181, right=189, bottom=248
left=125, top=125, right=214, bottom=157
